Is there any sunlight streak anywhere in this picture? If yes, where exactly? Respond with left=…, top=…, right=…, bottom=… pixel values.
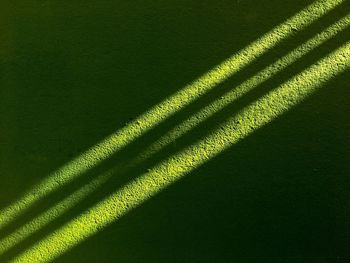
left=12, top=41, right=350, bottom=263
left=0, top=0, right=342, bottom=230
left=1, top=14, right=348, bottom=255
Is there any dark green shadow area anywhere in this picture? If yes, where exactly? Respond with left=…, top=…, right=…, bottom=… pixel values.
left=1, top=11, right=349, bottom=262
left=0, top=0, right=345, bottom=244
left=0, top=0, right=349, bottom=261
left=0, top=0, right=318, bottom=233
left=54, top=68, right=350, bottom=263
left=0, top=0, right=312, bottom=207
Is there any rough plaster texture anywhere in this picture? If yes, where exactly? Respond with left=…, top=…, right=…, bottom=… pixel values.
left=0, top=0, right=349, bottom=262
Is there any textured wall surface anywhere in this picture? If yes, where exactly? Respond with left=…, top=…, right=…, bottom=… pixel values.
left=0, top=0, right=349, bottom=262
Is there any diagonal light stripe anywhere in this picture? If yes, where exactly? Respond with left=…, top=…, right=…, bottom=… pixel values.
left=0, top=0, right=343, bottom=230
left=1, top=15, right=348, bottom=255
left=133, top=15, right=350, bottom=163
left=12, top=41, right=350, bottom=263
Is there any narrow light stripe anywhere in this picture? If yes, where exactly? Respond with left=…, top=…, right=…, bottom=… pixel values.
left=0, top=0, right=342, bottom=229
left=1, top=14, right=348, bottom=254
left=12, top=41, right=350, bottom=263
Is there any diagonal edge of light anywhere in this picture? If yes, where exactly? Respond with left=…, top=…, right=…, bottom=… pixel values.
left=12, top=40, right=350, bottom=263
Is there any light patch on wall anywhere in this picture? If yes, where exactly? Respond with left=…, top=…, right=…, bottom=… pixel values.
left=0, top=0, right=343, bottom=231
left=11, top=41, right=350, bottom=263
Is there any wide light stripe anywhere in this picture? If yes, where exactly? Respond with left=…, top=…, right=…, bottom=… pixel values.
left=134, top=15, right=350, bottom=162
left=0, top=0, right=343, bottom=229
left=12, top=42, right=350, bottom=263
left=2, top=16, right=348, bottom=254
